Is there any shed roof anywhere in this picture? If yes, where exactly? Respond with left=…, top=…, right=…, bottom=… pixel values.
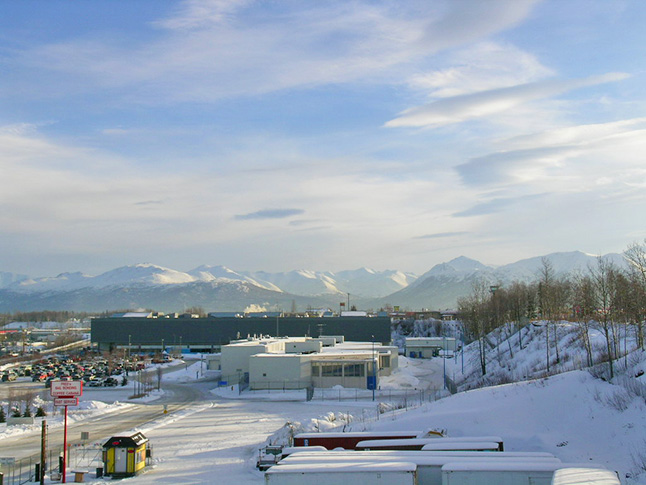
left=103, top=431, right=148, bottom=448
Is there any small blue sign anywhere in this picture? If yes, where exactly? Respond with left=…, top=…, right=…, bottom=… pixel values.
left=367, top=376, right=377, bottom=390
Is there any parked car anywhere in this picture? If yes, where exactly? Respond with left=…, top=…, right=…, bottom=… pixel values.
left=103, top=377, right=119, bottom=387
left=1, top=372, right=17, bottom=382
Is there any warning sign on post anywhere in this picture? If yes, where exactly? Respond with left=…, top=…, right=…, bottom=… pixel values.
left=50, top=380, right=83, bottom=397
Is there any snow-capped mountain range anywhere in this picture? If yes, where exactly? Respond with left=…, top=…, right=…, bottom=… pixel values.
left=0, top=264, right=417, bottom=298
left=0, top=251, right=627, bottom=313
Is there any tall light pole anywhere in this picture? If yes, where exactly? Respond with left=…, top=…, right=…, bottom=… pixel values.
left=443, top=336, right=446, bottom=390
left=371, top=335, right=376, bottom=401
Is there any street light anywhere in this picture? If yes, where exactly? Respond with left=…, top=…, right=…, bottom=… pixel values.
left=443, top=336, right=446, bottom=390
left=371, top=335, right=376, bottom=401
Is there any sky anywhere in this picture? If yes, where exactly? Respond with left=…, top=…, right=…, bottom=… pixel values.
left=2, top=0, right=646, bottom=277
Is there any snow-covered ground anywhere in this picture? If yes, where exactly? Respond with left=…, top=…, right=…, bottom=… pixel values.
left=2, top=327, right=646, bottom=484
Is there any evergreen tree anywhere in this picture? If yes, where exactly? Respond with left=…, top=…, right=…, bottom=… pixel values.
left=11, top=407, right=21, bottom=418
left=0, top=406, right=6, bottom=423
left=35, top=406, right=47, bottom=417
left=23, top=406, right=32, bottom=417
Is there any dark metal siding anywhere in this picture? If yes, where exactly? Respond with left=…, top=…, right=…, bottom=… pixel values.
left=91, top=316, right=391, bottom=349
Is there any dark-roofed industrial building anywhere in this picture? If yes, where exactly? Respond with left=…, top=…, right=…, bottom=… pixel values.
left=91, top=315, right=391, bottom=353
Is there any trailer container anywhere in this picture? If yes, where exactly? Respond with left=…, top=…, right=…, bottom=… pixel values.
left=421, top=437, right=504, bottom=452
left=277, top=452, right=560, bottom=485
left=265, top=461, right=417, bottom=485
left=357, top=439, right=501, bottom=452
left=280, top=451, right=555, bottom=462
left=293, top=430, right=441, bottom=449
left=280, top=446, right=327, bottom=458
left=552, top=467, right=620, bottom=485
left=441, top=461, right=607, bottom=485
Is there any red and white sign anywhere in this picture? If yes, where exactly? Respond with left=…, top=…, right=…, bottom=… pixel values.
left=50, top=380, right=83, bottom=397
left=54, top=397, right=79, bottom=406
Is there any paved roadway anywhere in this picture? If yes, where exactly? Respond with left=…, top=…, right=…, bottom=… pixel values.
left=0, top=363, right=215, bottom=463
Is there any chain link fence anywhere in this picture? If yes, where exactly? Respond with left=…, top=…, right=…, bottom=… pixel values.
left=0, top=442, right=108, bottom=485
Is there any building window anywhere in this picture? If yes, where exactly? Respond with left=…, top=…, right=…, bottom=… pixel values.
left=321, top=364, right=343, bottom=377
left=380, top=355, right=390, bottom=368
left=311, top=364, right=321, bottom=377
left=343, top=363, right=365, bottom=377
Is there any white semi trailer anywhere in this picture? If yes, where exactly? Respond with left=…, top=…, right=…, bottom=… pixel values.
left=552, top=467, right=620, bottom=485
left=265, top=462, right=417, bottom=485
left=441, top=461, right=608, bottom=485
left=277, top=452, right=560, bottom=485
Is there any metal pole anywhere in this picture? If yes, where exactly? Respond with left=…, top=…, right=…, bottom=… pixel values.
left=443, top=337, right=446, bottom=390
left=372, top=336, right=375, bottom=401
left=62, top=405, right=68, bottom=483
left=40, top=419, right=47, bottom=485
left=461, top=330, right=464, bottom=374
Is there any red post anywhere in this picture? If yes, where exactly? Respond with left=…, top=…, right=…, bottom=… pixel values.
left=63, top=405, right=68, bottom=483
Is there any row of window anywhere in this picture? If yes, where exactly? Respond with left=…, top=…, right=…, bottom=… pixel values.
left=312, top=363, right=367, bottom=377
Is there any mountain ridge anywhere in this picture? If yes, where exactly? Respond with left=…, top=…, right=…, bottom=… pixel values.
left=0, top=251, right=627, bottom=312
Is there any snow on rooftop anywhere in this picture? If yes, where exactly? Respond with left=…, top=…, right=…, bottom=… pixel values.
left=267, top=461, right=417, bottom=473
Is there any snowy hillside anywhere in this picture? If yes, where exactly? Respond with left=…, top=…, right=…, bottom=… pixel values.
left=248, top=269, right=343, bottom=296
left=188, top=265, right=283, bottom=292
left=0, top=250, right=629, bottom=312
left=2, top=322, right=646, bottom=483
left=380, top=251, right=627, bottom=310
left=334, top=268, right=418, bottom=297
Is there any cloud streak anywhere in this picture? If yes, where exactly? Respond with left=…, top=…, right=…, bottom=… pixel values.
left=386, top=73, right=629, bottom=128
left=234, top=209, right=305, bottom=220
left=19, top=0, right=540, bottom=103
left=453, top=194, right=546, bottom=217
left=456, top=118, right=646, bottom=188
left=415, top=231, right=470, bottom=239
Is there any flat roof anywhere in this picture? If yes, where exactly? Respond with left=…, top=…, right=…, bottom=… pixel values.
left=442, top=462, right=606, bottom=472
left=284, top=451, right=555, bottom=459
left=294, top=431, right=420, bottom=439
left=267, top=462, right=417, bottom=473
left=552, top=468, right=620, bottom=485
left=281, top=452, right=560, bottom=466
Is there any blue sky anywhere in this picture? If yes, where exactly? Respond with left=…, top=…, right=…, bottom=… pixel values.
left=2, top=0, right=645, bottom=277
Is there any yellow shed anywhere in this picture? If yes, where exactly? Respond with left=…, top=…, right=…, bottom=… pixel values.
left=102, top=431, right=149, bottom=478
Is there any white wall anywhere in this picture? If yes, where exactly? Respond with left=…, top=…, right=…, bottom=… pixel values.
left=249, top=354, right=312, bottom=389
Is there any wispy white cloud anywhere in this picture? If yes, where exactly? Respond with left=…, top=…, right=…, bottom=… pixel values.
left=407, top=41, right=554, bottom=98
left=456, top=117, right=646, bottom=188
left=385, top=73, right=629, bottom=128
left=415, top=231, right=470, bottom=239
left=235, top=209, right=305, bottom=220
left=453, top=193, right=547, bottom=217
left=21, top=0, right=541, bottom=103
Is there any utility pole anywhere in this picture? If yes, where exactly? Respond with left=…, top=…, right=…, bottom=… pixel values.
left=40, top=420, right=47, bottom=485
left=372, top=335, right=376, bottom=401
left=443, top=336, right=446, bottom=390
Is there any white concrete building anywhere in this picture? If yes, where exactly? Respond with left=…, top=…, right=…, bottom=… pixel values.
left=249, top=353, right=312, bottom=390
left=405, top=337, right=458, bottom=359
left=219, top=336, right=397, bottom=390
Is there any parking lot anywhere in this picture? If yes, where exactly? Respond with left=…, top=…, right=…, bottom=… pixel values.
left=0, top=353, right=156, bottom=404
